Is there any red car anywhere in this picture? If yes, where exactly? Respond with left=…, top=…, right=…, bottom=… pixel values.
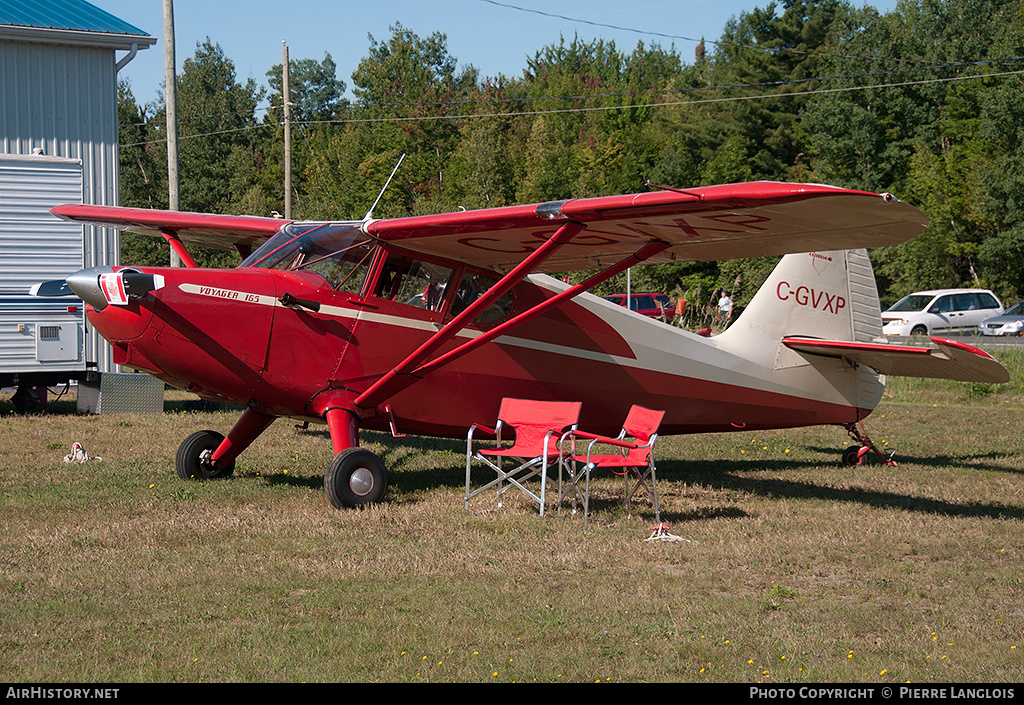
left=603, top=292, right=673, bottom=319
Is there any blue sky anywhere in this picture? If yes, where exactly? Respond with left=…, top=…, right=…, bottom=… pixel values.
left=99, top=0, right=899, bottom=107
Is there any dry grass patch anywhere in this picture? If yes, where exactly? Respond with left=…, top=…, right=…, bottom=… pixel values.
left=1, top=382, right=1022, bottom=682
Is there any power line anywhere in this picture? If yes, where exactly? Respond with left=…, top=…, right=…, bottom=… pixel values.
left=119, top=67, right=1024, bottom=148
left=301, top=68, right=1024, bottom=124
left=120, top=55, right=1024, bottom=134
left=476, top=0, right=938, bottom=64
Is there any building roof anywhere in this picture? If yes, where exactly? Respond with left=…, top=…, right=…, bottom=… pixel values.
left=0, top=0, right=155, bottom=49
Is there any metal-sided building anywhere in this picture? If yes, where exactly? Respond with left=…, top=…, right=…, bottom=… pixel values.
left=0, top=0, right=158, bottom=411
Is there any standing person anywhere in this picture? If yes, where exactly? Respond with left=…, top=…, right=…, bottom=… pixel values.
left=718, top=290, right=734, bottom=324
left=674, top=294, right=687, bottom=326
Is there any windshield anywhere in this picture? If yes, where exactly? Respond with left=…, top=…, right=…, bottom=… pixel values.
left=240, top=222, right=374, bottom=293
left=1003, top=302, right=1024, bottom=316
left=887, top=294, right=934, bottom=312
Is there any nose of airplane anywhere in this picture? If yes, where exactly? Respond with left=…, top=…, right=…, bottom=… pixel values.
left=64, top=266, right=116, bottom=310
left=32, top=266, right=166, bottom=311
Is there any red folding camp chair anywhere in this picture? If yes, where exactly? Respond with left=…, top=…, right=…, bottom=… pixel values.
left=466, top=398, right=581, bottom=516
left=559, top=405, right=665, bottom=530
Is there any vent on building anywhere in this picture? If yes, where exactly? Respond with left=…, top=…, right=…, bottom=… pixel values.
left=35, top=323, right=79, bottom=362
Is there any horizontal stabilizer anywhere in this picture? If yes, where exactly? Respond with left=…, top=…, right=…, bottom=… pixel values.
left=782, top=336, right=1009, bottom=384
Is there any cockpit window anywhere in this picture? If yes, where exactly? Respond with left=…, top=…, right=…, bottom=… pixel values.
left=240, top=222, right=374, bottom=294
left=451, top=271, right=514, bottom=324
left=373, top=254, right=454, bottom=312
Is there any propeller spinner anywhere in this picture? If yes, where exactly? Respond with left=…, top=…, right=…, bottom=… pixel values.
left=30, top=266, right=165, bottom=310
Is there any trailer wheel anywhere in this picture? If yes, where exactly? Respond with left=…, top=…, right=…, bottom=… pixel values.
left=11, top=385, right=46, bottom=413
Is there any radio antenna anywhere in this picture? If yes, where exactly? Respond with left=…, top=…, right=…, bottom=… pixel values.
left=363, top=153, right=406, bottom=222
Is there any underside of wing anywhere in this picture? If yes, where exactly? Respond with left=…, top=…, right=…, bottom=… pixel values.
left=782, top=336, right=1009, bottom=384
left=50, top=204, right=289, bottom=252
left=364, top=181, right=929, bottom=273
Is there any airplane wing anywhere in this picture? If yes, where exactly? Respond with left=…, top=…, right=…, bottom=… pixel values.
left=363, top=181, right=928, bottom=273
left=50, top=182, right=926, bottom=273
left=782, top=336, right=1009, bottom=384
left=50, top=204, right=288, bottom=252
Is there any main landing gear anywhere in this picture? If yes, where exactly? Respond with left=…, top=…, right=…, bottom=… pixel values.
left=841, top=421, right=896, bottom=467
left=323, top=447, right=388, bottom=508
left=172, top=406, right=389, bottom=509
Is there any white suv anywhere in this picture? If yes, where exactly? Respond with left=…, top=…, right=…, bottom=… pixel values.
left=882, top=289, right=1003, bottom=336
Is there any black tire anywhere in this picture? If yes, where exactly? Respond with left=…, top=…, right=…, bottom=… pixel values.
left=324, top=448, right=388, bottom=509
left=176, top=430, right=234, bottom=481
left=910, top=325, right=928, bottom=336
left=842, top=445, right=864, bottom=466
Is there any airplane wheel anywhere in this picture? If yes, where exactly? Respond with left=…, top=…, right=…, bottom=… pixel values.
left=176, top=430, right=235, bottom=480
left=324, top=448, right=388, bottom=509
left=842, top=445, right=864, bottom=466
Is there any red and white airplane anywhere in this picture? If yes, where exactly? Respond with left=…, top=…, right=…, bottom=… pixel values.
left=34, top=181, right=1007, bottom=509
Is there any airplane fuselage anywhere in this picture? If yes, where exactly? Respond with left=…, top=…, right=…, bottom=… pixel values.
left=85, top=259, right=874, bottom=441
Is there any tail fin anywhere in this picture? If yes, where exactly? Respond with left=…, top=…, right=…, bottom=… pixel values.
left=719, top=249, right=1008, bottom=385
left=720, top=249, right=881, bottom=346
left=712, top=249, right=885, bottom=414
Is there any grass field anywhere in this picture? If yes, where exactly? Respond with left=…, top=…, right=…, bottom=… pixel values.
left=2, top=349, right=1023, bottom=683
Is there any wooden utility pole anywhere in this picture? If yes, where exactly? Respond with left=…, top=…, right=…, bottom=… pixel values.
left=163, top=0, right=180, bottom=266
left=282, top=42, right=292, bottom=219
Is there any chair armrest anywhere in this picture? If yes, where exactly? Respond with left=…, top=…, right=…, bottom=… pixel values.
left=467, top=423, right=500, bottom=458
left=570, top=430, right=638, bottom=450
left=468, top=423, right=497, bottom=438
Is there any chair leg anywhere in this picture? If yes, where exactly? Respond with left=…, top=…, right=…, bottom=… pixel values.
left=556, top=457, right=589, bottom=528
left=625, top=462, right=661, bottom=525
left=649, top=462, right=661, bottom=525
left=583, top=463, right=592, bottom=531
left=465, top=455, right=509, bottom=511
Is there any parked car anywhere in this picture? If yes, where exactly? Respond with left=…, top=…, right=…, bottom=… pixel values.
left=979, top=301, right=1024, bottom=336
left=881, top=288, right=1003, bottom=336
left=603, top=292, right=673, bottom=319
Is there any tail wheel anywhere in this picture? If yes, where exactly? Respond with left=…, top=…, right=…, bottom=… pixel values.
left=176, top=430, right=235, bottom=480
left=324, top=448, right=388, bottom=509
left=842, top=445, right=865, bottom=466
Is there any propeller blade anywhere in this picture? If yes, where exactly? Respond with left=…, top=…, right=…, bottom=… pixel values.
left=29, top=280, right=74, bottom=297
left=120, top=270, right=165, bottom=298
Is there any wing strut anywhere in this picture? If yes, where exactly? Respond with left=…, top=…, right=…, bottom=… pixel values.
left=354, top=222, right=585, bottom=411
left=160, top=229, right=199, bottom=269
left=355, top=235, right=670, bottom=412
left=412, top=239, right=671, bottom=379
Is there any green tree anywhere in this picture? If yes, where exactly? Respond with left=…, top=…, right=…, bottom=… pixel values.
left=804, top=0, right=1024, bottom=301
left=118, top=80, right=171, bottom=266
left=266, top=53, right=348, bottom=123
left=347, top=23, right=479, bottom=217
left=134, top=40, right=269, bottom=267
left=707, top=0, right=856, bottom=180
left=173, top=39, right=267, bottom=216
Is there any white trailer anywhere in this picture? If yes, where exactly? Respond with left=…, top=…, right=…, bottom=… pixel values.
left=0, top=153, right=90, bottom=409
